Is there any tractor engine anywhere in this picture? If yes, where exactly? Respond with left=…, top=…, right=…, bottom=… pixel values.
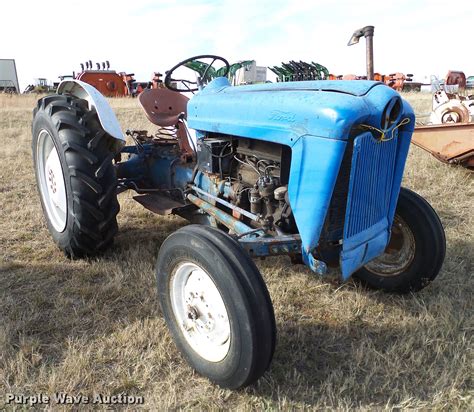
left=194, top=136, right=296, bottom=234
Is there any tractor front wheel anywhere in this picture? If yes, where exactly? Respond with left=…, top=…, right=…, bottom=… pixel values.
left=354, top=187, right=446, bottom=293
left=32, top=95, right=119, bottom=258
left=156, top=225, right=276, bottom=389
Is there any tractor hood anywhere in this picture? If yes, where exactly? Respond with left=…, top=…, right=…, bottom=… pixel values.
left=187, top=77, right=402, bottom=144
left=207, top=79, right=380, bottom=96
left=188, top=78, right=415, bottom=277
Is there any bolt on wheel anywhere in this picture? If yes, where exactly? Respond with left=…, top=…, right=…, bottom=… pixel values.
left=171, top=262, right=230, bottom=362
left=156, top=225, right=276, bottom=389
left=354, top=187, right=446, bottom=293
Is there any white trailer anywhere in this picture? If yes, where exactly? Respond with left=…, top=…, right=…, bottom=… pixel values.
left=0, top=59, right=20, bottom=93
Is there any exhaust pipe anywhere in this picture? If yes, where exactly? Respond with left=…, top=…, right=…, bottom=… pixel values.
left=347, top=25, right=374, bottom=80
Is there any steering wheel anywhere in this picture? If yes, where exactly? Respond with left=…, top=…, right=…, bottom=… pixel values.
left=164, top=55, right=230, bottom=92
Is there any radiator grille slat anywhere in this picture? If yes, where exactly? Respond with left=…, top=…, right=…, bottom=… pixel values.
left=344, top=132, right=398, bottom=238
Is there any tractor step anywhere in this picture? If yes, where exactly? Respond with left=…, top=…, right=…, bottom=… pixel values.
left=133, top=194, right=186, bottom=215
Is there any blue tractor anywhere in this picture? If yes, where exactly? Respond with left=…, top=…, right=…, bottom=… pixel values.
left=32, top=55, right=445, bottom=389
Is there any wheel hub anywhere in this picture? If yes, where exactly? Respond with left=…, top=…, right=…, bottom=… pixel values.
left=171, top=262, right=230, bottom=362
left=364, top=215, right=416, bottom=276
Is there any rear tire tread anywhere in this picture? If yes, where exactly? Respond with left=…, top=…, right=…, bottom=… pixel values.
left=32, top=94, right=119, bottom=258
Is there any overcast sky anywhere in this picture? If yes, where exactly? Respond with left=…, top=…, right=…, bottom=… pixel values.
left=2, top=0, right=473, bottom=90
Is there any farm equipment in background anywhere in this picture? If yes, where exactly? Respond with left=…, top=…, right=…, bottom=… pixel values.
left=444, top=70, right=466, bottom=93
left=183, top=59, right=258, bottom=85
left=23, top=78, right=57, bottom=94
left=74, top=60, right=135, bottom=97
left=267, top=59, right=422, bottom=92
left=327, top=72, right=422, bottom=92
left=412, top=75, right=474, bottom=168
left=32, top=54, right=446, bottom=390
left=269, top=60, right=330, bottom=82
left=151, top=72, right=164, bottom=89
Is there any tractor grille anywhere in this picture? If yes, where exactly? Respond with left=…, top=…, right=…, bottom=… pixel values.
left=344, top=131, right=398, bottom=238
left=319, top=140, right=353, bottom=242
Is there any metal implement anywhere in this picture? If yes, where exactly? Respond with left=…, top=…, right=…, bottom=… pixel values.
left=269, top=60, right=329, bottom=82
left=412, top=80, right=474, bottom=169
left=412, top=123, right=474, bottom=168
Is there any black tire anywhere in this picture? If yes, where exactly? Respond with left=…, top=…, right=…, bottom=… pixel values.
left=32, top=94, right=119, bottom=258
left=354, top=187, right=446, bottom=293
left=156, top=225, right=276, bottom=389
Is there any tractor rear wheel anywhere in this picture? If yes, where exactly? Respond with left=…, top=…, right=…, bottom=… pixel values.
left=32, top=95, right=120, bottom=258
left=354, top=187, right=446, bottom=293
left=156, top=225, right=276, bottom=389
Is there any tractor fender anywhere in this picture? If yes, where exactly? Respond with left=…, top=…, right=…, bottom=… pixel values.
left=57, top=80, right=125, bottom=147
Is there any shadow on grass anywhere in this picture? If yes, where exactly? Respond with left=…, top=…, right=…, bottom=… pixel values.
left=249, top=238, right=472, bottom=406
left=0, top=227, right=470, bottom=406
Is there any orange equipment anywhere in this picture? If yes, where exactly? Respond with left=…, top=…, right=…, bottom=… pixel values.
left=151, top=72, right=164, bottom=89
left=75, top=61, right=135, bottom=97
left=384, top=72, right=406, bottom=92
left=327, top=71, right=420, bottom=91
left=445, top=71, right=466, bottom=91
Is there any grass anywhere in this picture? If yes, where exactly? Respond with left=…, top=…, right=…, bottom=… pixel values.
left=0, top=92, right=472, bottom=409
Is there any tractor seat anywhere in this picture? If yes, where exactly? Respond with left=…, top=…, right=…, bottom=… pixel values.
left=138, top=88, right=189, bottom=127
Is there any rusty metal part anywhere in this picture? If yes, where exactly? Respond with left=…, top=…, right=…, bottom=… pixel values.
left=133, top=194, right=187, bottom=215
left=239, top=234, right=302, bottom=257
left=187, top=193, right=254, bottom=235
left=445, top=70, right=466, bottom=90
left=430, top=90, right=473, bottom=124
left=412, top=122, right=474, bottom=168
left=434, top=101, right=470, bottom=124
left=151, top=72, right=164, bottom=89
left=139, top=88, right=194, bottom=157
left=190, top=185, right=261, bottom=223
left=139, top=88, right=188, bottom=127
left=188, top=193, right=303, bottom=259
left=384, top=72, right=406, bottom=92
left=347, top=25, right=374, bottom=80
left=364, top=215, right=416, bottom=276
left=76, top=70, right=130, bottom=97
left=365, top=26, right=374, bottom=80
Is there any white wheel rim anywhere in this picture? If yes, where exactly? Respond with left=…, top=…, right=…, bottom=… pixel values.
left=36, top=129, right=67, bottom=232
left=170, top=262, right=231, bottom=362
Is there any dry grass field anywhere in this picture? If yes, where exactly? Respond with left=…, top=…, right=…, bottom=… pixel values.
left=0, top=92, right=472, bottom=410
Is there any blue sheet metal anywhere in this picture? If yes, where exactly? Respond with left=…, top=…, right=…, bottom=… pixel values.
left=340, top=109, right=415, bottom=279
left=188, top=78, right=374, bottom=143
left=239, top=234, right=302, bottom=257
left=288, top=135, right=347, bottom=253
left=187, top=77, right=414, bottom=279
